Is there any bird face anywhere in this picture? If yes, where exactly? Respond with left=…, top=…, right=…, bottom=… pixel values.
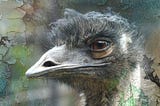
left=26, top=36, right=115, bottom=78
left=26, top=9, right=137, bottom=80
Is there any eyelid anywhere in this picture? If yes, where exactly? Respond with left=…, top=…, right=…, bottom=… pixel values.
left=86, top=37, right=112, bottom=45
left=90, top=40, right=112, bottom=52
left=91, top=47, right=113, bottom=59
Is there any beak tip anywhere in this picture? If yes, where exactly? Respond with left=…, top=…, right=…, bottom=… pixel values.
left=25, top=69, right=35, bottom=78
left=25, top=71, right=31, bottom=78
left=25, top=67, right=45, bottom=78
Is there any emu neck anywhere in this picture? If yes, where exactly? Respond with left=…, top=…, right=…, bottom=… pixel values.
left=60, top=76, right=119, bottom=106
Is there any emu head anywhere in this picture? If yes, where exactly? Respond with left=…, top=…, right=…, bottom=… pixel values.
left=26, top=9, right=140, bottom=93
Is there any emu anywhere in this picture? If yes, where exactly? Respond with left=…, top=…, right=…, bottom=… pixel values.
left=26, top=9, right=145, bottom=106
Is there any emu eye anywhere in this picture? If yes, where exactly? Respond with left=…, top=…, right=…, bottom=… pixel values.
left=91, top=40, right=110, bottom=52
left=90, top=39, right=113, bottom=59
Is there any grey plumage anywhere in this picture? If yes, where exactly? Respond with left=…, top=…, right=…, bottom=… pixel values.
left=26, top=9, right=146, bottom=106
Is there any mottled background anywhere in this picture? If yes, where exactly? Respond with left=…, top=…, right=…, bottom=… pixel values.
left=0, top=0, right=159, bottom=106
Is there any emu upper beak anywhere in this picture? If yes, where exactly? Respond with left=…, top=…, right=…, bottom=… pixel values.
left=25, top=45, right=79, bottom=78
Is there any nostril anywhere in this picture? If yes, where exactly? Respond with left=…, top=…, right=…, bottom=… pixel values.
left=43, top=61, right=57, bottom=67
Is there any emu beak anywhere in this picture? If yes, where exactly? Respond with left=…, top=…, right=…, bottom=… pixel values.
left=25, top=45, right=78, bottom=78
left=25, top=61, right=79, bottom=78
left=26, top=45, right=107, bottom=78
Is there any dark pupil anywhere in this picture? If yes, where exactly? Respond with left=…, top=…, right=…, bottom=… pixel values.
left=92, top=41, right=109, bottom=51
left=96, top=41, right=106, bottom=49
